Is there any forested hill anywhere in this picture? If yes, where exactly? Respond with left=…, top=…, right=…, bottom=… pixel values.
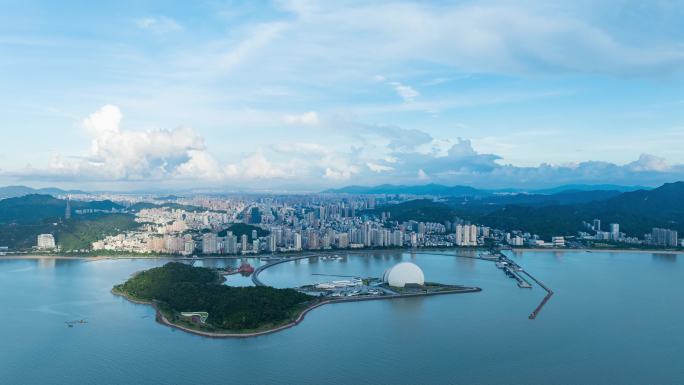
left=0, top=194, right=123, bottom=224
left=0, top=194, right=134, bottom=251
left=371, top=182, right=684, bottom=239
left=114, top=263, right=311, bottom=332
left=323, top=183, right=647, bottom=196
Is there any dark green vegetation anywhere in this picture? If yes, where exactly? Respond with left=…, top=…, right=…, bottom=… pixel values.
left=128, top=202, right=204, bottom=212
left=372, top=199, right=455, bottom=223
left=0, top=194, right=136, bottom=250
left=0, top=214, right=138, bottom=251
left=324, top=183, right=647, bottom=196
left=218, top=223, right=269, bottom=241
left=372, top=182, right=684, bottom=239
left=114, top=263, right=311, bottom=331
left=0, top=194, right=122, bottom=224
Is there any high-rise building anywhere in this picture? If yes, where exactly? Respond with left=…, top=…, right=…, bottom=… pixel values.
left=183, top=239, right=195, bottom=255
left=455, top=224, right=477, bottom=246
left=202, top=233, right=218, bottom=254
left=651, top=228, right=678, bottom=247
left=392, top=230, right=403, bottom=247
left=321, top=233, right=331, bottom=249
left=337, top=233, right=349, bottom=249
left=593, top=219, right=601, bottom=232
left=241, top=234, right=248, bottom=252
left=268, top=235, right=277, bottom=252
left=308, top=231, right=319, bottom=249
left=65, top=196, right=71, bottom=220
left=37, top=234, right=56, bottom=249
left=225, top=235, right=237, bottom=254
left=610, top=223, right=620, bottom=241
left=294, top=232, right=302, bottom=251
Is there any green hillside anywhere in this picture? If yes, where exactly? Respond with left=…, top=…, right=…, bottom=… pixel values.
left=114, top=263, right=310, bottom=332
left=218, top=223, right=269, bottom=241
left=0, top=214, right=138, bottom=251
left=373, top=182, right=684, bottom=239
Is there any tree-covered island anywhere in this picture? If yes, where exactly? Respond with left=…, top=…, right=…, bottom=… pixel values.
left=112, top=262, right=312, bottom=335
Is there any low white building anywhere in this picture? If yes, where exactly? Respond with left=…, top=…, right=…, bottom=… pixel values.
left=551, top=236, right=566, bottom=247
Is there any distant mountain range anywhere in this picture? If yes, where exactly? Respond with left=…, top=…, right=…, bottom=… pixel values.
left=0, top=194, right=123, bottom=225
left=0, top=185, right=88, bottom=200
left=371, top=182, right=684, bottom=239
left=323, top=183, right=649, bottom=196
left=323, top=183, right=487, bottom=196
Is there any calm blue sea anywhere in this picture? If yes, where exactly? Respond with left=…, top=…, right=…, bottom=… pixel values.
left=1, top=250, right=682, bottom=384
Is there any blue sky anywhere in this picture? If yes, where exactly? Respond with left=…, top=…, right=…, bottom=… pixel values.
left=1, top=0, right=683, bottom=190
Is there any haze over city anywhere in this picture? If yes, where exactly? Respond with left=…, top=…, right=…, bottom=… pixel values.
left=2, top=1, right=684, bottom=190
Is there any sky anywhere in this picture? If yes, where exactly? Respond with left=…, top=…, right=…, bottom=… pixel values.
left=1, top=0, right=684, bottom=191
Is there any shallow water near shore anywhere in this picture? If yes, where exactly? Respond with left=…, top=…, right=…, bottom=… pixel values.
left=1, top=250, right=683, bottom=385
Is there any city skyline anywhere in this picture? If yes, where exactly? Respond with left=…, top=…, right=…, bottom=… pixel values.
left=2, top=1, right=684, bottom=189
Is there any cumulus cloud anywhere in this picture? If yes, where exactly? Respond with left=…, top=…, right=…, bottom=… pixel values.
left=227, top=148, right=292, bottom=179
left=626, top=154, right=670, bottom=172
left=9, top=105, right=684, bottom=189
left=71, top=105, right=206, bottom=180
left=283, top=111, right=320, bottom=126
left=22, top=105, right=297, bottom=183
left=135, top=16, right=183, bottom=34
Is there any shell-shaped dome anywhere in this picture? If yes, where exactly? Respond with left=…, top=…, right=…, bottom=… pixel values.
left=382, top=262, right=425, bottom=288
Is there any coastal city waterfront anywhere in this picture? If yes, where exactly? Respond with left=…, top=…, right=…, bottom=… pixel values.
left=6, top=186, right=682, bottom=261
left=3, top=1, right=684, bottom=383
left=2, top=249, right=683, bottom=385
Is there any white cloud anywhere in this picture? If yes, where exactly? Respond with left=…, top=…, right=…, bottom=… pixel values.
left=33, top=105, right=297, bottom=182
left=272, top=142, right=328, bottom=155
left=390, top=81, right=420, bottom=103
left=367, top=162, right=393, bottom=173
left=135, top=16, right=182, bottom=34
left=230, top=148, right=291, bottom=179
left=75, top=105, right=207, bottom=180
left=9, top=105, right=684, bottom=189
left=417, top=169, right=429, bottom=180
left=324, top=166, right=360, bottom=180
left=283, top=111, right=320, bottom=126
left=627, top=154, right=670, bottom=172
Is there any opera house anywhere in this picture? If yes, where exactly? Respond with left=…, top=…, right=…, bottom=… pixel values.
left=382, top=262, right=425, bottom=288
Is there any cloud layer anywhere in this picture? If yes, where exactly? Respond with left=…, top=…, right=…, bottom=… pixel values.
left=9, top=104, right=684, bottom=189
left=2, top=2, right=684, bottom=189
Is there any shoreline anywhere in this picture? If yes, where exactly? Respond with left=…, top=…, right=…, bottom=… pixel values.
left=509, top=247, right=683, bottom=255
left=112, top=286, right=480, bottom=339
left=2, top=246, right=682, bottom=261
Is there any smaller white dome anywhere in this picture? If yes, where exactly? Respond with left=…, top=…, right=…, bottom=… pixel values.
left=382, top=262, right=425, bottom=288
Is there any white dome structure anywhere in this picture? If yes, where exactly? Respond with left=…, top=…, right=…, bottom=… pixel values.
left=382, top=262, right=425, bottom=288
